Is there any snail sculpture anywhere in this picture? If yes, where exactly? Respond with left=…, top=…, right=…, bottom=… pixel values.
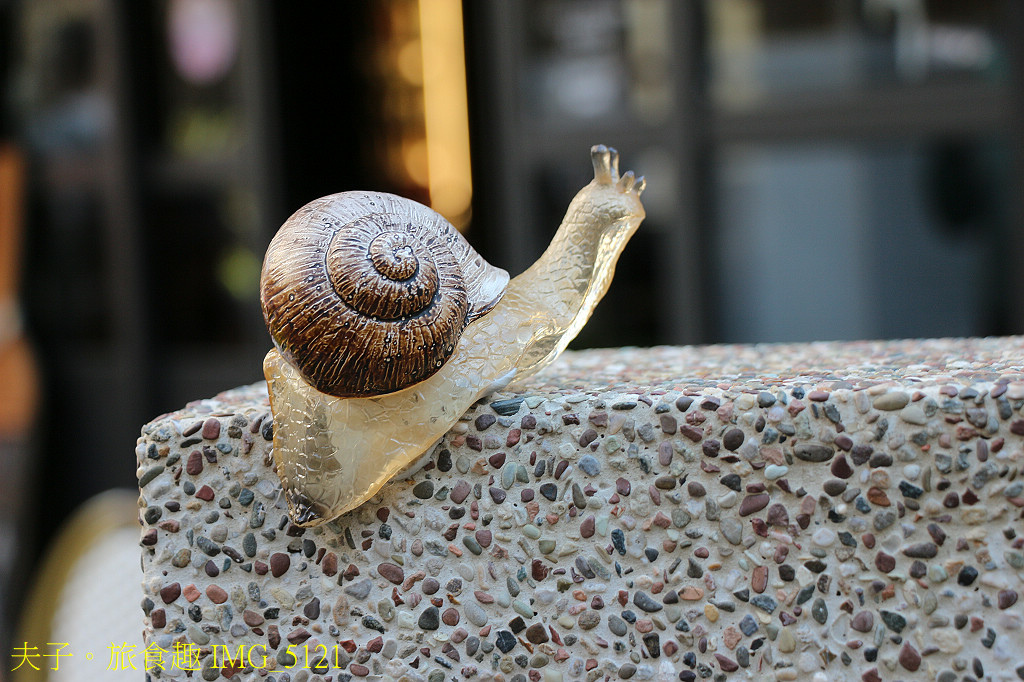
left=262, top=145, right=645, bottom=526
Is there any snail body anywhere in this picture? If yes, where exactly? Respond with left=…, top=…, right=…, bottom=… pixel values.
left=264, top=146, right=646, bottom=526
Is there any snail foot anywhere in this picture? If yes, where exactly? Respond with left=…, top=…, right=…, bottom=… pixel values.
left=591, top=144, right=620, bottom=184
left=286, top=488, right=330, bottom=527
left=393, top=440, right=442, bottom=481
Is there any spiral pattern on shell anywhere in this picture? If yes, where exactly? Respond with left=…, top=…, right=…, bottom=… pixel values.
left=261, top=191, right=508, bottom=398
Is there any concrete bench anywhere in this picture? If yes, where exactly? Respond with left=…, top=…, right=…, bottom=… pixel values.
left=137, top=338, right=1024, bottom=681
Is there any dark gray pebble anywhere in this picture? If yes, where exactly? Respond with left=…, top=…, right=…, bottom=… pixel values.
left=823, top=479, right=847, bottom=496
left=811, top=598, right=827, bottom=624
left=794, top=443, right=834, bottom=462
left=750, top=595, right=777, bottom=614
left=418, top=606, right=440, bottom=630
left=898, top=481, right=923, bottom=498
left=413, top=481, right=435, bottom=499
left=611, top=529, right=626, bottom=555
left=490, top=397, right=524, bottom=416
left=495, top=630, right=516, bottom=653
left=982, top=627, right=996, bottom=648
left=642, top=632, right=660, bottom=658
left=608, top=614, right=627, bottom=636
left=139, top=466, right=164, bottom=488
left=144, top=506, right=162, bottom=524
left=880, top=609, right=906, bottom=633
left=196, top=536, right=220, bottom=557
left=958, top=565, right=979, bottom=586
left=632, top=591, right=662, bottom=612
left=719, top=474, right=741, bottom=491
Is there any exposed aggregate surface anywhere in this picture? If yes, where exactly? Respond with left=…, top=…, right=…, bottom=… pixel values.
left=138, top=338, right=1024, bottom=681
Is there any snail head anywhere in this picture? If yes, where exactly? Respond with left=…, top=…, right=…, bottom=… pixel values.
left=576, top=144, right=646, bottom=238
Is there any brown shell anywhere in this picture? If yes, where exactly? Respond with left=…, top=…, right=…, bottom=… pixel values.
left=261, top=191, right=509, bottom=397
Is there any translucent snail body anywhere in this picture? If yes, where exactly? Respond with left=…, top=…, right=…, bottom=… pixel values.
left=263, top=146, right=646, bottom=526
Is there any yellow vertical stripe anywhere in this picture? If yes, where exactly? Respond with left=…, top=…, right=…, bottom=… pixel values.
left=418, top=0, right=473, bottom=230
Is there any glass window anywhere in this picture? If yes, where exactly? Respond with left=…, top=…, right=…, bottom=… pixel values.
left=711, top=138, right=1007, bottom=342
left=707, top=0, right=1006, bottom=110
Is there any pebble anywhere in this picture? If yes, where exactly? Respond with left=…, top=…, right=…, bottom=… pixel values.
left=206, top=585, right=228, bottom=604
left=490, top=397, right=524, bottom=416
left=633, top=591, right=662, bottom=612
left=418, top=606, right=439, bottom=630
left=720, top=518, right=743, bottom=545
left=378, top=562, right=404, bottom=584
left=875, top=552, right=896, bottom=573
left=899, top=643, right=922, bottom=671
left=793, top=443, right=834, bottom=462
left=830, top=454, right=854, bottom=479
left=902, top=542, right=937, bottom=558
left=159, top=583, right=181, bottom=604
left=269, top=553, right=289, bottom=578
left=344, top=578, right=372, bottom=600
left=751, top=595, right=777, bottom=614
left=823, top=479, right=847, bottom=496
left=958, top=565, right=979, bottom=586
left=578, top=455, right=601, bottom=476
left=811, top=598, right=827, bottom=624
left=880, top=610, right=906, bottom=633
left=751, top=565, right=768, bottom=593
left=723, top=428, right=744, bottom=450
left=738, top=614, right=758, bottom=636
left=928, top=564, right=948, bottom=582
left=495, top=630, right=516, bottom=653
left=201, top=418, right=221, bottom=440
left=777, top=628, right=796, bottom=653
left=812, top=528, right=835, bottom=546
left=464, top=601, right=488, bottom=627
left=738, top=493, right=770, bottom=516
left=765, top=503, right=789, bottom=526
left=873, top=392, right=910, bottom=410
left=196, top=532, right=221, bottom=557
left=412, top=480, right=434, bottom=499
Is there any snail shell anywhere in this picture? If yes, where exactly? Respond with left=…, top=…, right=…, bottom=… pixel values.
left=261, top=192, right=509, bottom=397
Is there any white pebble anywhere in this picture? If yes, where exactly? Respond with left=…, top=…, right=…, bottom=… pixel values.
left=1006, top=381, right=1024, bottom=399
left=797, top=652, right=818, bottom=672
left=812, top=528, right=836, bottom=546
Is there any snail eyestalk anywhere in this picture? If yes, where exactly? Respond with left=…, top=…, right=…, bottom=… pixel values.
left=264, top=145, right=646, bottom=526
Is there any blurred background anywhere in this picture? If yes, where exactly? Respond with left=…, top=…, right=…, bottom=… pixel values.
left=1, top=0, right=1023, bottom=668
